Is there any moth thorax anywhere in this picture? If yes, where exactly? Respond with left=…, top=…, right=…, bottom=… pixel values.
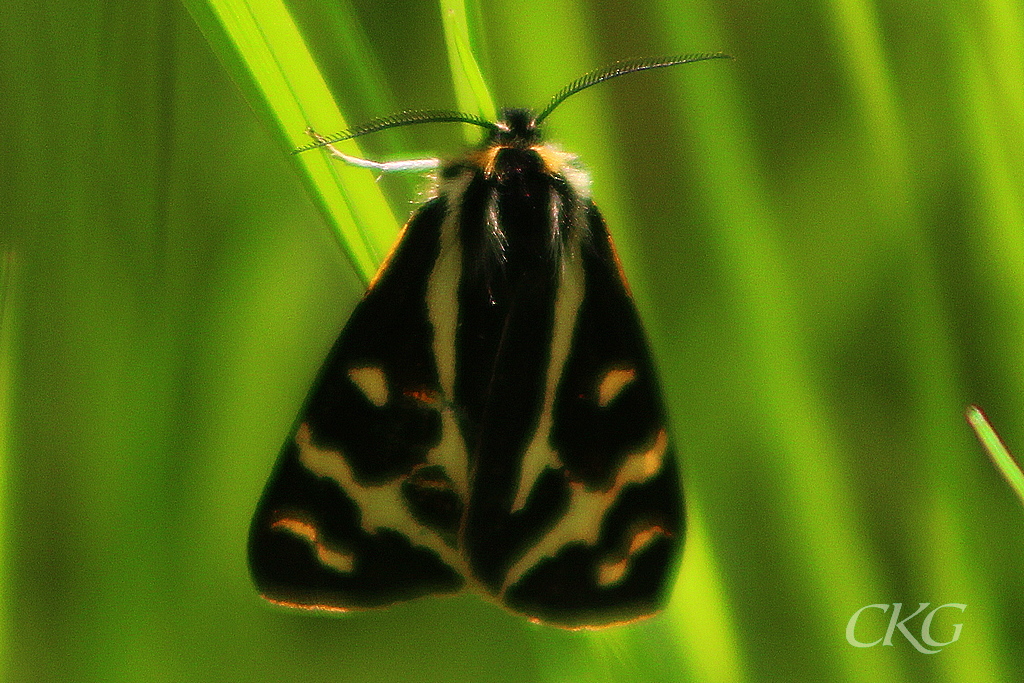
left=493, top=147, right=546, bottom=187
left=490, top=147, right=570, bottom=260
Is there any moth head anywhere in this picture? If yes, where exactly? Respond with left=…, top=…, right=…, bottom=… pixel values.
left=491, top=109, right=541, bottom=148
left=485, top=110, right=548, bottom=184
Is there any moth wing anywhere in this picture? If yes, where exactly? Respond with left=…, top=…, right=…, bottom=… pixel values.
left=501, top=204, right=683, bottom=628
left=249, top=199, right=469, bottom=611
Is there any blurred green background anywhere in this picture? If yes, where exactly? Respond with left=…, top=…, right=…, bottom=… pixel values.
left=2, top=0, right=1023, bottom=681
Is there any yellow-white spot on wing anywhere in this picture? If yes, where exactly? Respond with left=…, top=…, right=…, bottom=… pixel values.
left=424, top=172, right=473, bottom=498
left=429, top=173, right=469, bottom=397
left=637, top=429, right=669, bottom=479
left=348, top=366, right=388, bottom=407
left=429, top=404, right=470, bottom=498
left=597, top=367, right=636, bottom=407
left=596, top=525, right=663, bottom=587
left=294, top=423, right=468, bottom=574
left=503, top=428, right=670, bottom=590
left=510, top=239, right=586, bottom=513
left=596, top=557, right=628, bottom=587
left=270, top=515, right=355, bottom=574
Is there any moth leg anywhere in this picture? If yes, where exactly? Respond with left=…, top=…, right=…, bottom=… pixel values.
left=306, top=127, right=440, bottom=173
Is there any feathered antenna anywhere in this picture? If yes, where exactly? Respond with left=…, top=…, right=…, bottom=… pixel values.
left=295, top=53, right=731, bottom=153
left=533, top=52, right=732, bottom=125
left=293, top=109, right=499, bottom=154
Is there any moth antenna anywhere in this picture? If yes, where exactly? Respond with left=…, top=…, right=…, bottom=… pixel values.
left=533, top=52, right=732, bottom=125
left=293, top=110, right=499, bottom=154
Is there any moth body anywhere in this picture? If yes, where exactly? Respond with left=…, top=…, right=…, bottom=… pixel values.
left=250, top=52, right=731, bottom=627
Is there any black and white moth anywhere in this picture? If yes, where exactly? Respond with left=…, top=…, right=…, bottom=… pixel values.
left=250, top=53, right=729, bottom=629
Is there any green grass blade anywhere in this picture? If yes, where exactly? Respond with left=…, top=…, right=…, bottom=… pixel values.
left=0, top=251, right=15, bottom=683
left=181, top=0, right=399, bottom=281
left=967, top=406, right=1024, bottom=507
left=439, top=0, right=497, bottom=132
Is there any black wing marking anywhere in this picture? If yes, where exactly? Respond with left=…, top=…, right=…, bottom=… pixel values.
left=249, top=199, right=470, bottom=611
left=500, top=203, right=683, bottom=628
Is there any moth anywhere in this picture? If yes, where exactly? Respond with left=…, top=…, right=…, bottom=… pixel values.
left=249, top=53, right=729, bottom=629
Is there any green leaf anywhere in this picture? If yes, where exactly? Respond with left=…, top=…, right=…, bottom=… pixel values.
left=0, top=250, right=16, bottom=680
left=180, top=0, right=399, bottom=282
left=968, top=405, right=1024, bottom=507
left=439, top=0, right=497, bottom=133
